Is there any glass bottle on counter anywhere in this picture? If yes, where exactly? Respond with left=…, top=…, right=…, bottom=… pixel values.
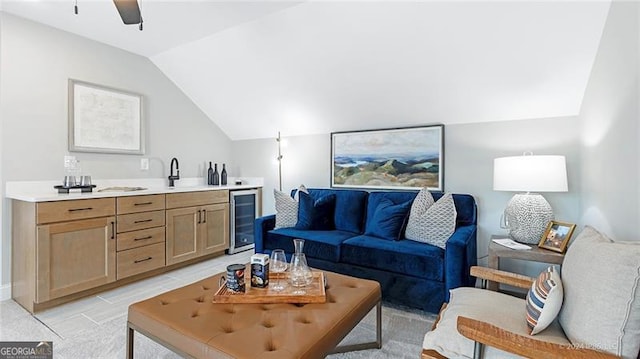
left=207, top=162, right=214, bottom=185
left=213, top=163, right=220, bottom=185
left=221, top=163, right=228, bottom=185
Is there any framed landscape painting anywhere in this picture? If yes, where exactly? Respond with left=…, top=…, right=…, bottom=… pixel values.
left=331, top=125, right=444, bottom=191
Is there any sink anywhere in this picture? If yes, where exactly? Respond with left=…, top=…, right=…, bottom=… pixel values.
left=97, top=186, right=148, bottom=192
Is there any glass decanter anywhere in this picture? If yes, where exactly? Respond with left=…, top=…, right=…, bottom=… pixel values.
left=289, top=239, right=313, bottom=288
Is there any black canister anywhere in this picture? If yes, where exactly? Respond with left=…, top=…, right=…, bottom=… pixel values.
left=222, top=264, right=246, bottom=293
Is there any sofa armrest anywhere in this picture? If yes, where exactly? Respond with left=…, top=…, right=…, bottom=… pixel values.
left=444, top=225, right=477, bottom=301
left=254, top=214, right=276, bottom=253
left=457, top=316, right=620, bottom=359
left=470, top=266, right=534, bottom=289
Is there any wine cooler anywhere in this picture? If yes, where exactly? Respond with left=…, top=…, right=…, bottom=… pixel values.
left=228, top=189, right=260, bottom=254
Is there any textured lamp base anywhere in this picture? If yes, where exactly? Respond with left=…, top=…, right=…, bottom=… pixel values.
left=504, top=193, right=553, bottom=244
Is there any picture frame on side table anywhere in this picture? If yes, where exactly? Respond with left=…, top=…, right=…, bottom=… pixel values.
left=69, top=79, right=144, bottom=154
left=538, top=220, right=576, bottom=253
left=331, top=125, right=444, bottom=191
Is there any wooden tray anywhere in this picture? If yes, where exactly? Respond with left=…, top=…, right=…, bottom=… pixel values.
left=212, top=271, right=326, bottom=304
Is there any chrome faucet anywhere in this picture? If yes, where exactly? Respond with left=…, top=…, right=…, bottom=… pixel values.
left=168, top=157, right=180, bottom=187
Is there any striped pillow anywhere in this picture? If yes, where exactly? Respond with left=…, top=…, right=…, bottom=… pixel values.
left=526, top=266, right=563, bottom=335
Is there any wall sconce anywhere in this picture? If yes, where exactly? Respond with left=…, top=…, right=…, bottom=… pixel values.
left=493, top=153, right=568, bottom=243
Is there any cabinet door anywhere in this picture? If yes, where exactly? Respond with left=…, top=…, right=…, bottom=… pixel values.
left=200, top=203, right=229, bottom=255
left=166, top=207, right=199, bottom=265
left=36, top=217, right=116, bottom=302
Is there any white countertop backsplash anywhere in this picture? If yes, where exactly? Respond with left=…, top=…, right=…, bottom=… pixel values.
left=6, top=177, right=264, bottom=202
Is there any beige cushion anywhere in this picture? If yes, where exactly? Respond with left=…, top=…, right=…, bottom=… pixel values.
left=559, top=226, right=640, bottom=359
left=423, top=287, right=570, bottom=359
left=405, top=190, right=457, bottom=249
left=273, top=184, right=307, bottom=229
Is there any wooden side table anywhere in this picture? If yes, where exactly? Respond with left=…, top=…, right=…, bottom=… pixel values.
left=487, top=234, right=564, bottom=291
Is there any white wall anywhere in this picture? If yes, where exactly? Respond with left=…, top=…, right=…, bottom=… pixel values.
left=579, top=0, right=639, bottom=241
left=0, top=14, right=232, bottom=291
left=233, top=116, right=581, bottom=276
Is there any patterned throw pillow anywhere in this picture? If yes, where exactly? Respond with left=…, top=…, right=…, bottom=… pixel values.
left=526, top=266, right=563, bottom=335
left=273, top=185, right=308, bottom=229
left=405, top=189, right=456, bottom=249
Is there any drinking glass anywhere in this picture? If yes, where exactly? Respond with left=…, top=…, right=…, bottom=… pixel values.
left=270, top=249, right=287, bottom=291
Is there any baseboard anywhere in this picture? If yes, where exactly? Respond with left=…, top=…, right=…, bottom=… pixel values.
left=0, top=283, right=11, bottom=301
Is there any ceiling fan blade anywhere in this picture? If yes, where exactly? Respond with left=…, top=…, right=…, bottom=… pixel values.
left=113, top=0, right=142, bottom=25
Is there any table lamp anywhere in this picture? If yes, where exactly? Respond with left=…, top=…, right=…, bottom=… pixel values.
left=493, top=154, right=568, bottom=243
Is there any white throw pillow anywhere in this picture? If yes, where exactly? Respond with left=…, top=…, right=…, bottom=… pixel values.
left=526, top=266, right=563, bottom=335
left=559, top=226, right=640, bottom=359
left=405, top=190, right=457, bottom=249
left=273, top=185, right=307, bottom=229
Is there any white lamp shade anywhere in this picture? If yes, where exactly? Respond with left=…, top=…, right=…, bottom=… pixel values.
left=493, top=155, right=568, bottom=192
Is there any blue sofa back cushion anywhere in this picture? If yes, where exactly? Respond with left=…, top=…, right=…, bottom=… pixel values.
left=364, top=198, right=412, bottom=240
left=432, top=192, right=477, bottom=227
left=295, top=192, right=336, bottom=230
left=291, top=188, right=368, bottom=233
left=366, top=191, right=477, bottom=229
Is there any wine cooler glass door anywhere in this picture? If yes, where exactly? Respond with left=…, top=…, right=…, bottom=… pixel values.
left=229, top=189, right=259, bottom=254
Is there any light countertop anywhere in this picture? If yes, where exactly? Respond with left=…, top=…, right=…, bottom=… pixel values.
left=6, top=177, right=263, bottom=202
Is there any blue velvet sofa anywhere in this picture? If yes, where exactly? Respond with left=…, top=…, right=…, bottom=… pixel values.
left=254, top=188, right=477, bottom=313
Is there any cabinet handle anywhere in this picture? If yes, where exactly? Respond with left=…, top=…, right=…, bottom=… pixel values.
left=110, top=221, right=115, bottom=239
left=69, top=207, right=93, bottom=212
left=134, top=219, right=153, bottom=224
left=134, top=257, right=153, bottom=264
left=133, top=202, right=153, bottom=206
left=202, top=210, right=207, bottom=223
left=134, top=235, right=153, bottom=241
left=197, top=210, right=202, bottom=224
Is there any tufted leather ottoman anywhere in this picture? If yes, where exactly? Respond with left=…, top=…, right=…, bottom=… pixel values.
left=126, top=270, right=382, bottom=359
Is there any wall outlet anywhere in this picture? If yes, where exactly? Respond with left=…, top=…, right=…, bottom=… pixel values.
left=64, top=155, right=76, bottom=169
left=140, top=158, right=149, bottom=171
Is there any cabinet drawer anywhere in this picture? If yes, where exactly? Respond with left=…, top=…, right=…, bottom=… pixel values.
left=117, top=227, right=165, bottom=252
left=116, top=242, right=165, bottom=280
left=117, top=194, right=165, bottom=214
left=117, top=210, right=165, bottom=233
left=166, top=190, right=228, bottom=209
left=37, top=198, right=115, bottom=224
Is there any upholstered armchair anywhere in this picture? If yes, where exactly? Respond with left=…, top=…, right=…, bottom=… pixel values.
left=422, top=226, right=640, bottom=359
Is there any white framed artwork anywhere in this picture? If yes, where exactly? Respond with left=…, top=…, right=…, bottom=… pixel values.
left=68, top=79, right=144, bottom=154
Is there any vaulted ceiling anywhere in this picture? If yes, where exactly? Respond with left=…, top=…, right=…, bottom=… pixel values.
left=1, top=1, right=611, bottom=140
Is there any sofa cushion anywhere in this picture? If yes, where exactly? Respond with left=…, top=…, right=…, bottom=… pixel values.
left=295, top=192, right=336, bottom=230
left=433, top=192, right=477, bottom=227
left=405, top=191, right=457, bottom=248
left=341, top=235, right=444, bottom=281
left=559, top=226, right=640, bottom=359
left=274, top=185, right=308, bottom=229
left=526, top=266, right=563, bottom=335
left=292, top=188, right=368, bottom=234
left=364, top=198, right=412, bottom=240
left=265, top=228, right=355, bottom=262
left=423, top=287, right=569, bottom=359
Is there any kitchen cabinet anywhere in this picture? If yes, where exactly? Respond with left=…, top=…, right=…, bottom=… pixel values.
left=11, top=198, right=117, bottom=312
left=9, top=185, right=250, bottom=313
left=115, top=195, right=166, bottom=280
left=36, top=216, right=116, bottom=302
left=166, top=191, right=229, bottom=265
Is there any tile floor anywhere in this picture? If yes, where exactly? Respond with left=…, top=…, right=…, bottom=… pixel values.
left=32, top=250, right=254, bottom=339
left=0, top=250, right=435, bottom=358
